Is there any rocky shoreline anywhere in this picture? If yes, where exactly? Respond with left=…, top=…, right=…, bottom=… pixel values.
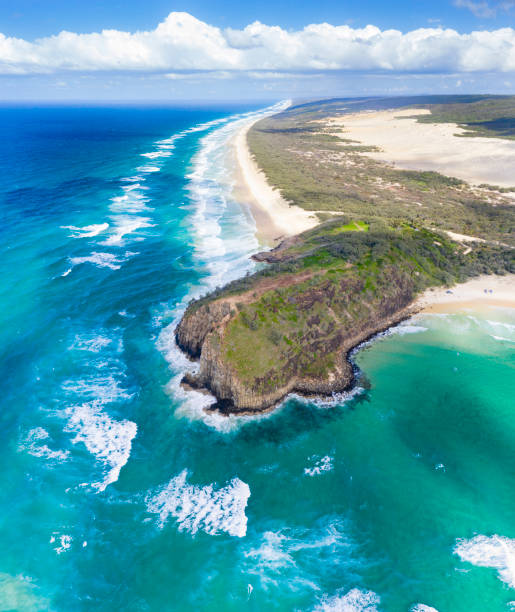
left=175, top=278, right=419, bottom=416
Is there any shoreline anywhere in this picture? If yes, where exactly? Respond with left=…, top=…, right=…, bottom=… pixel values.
left=414, top=274, right=515, bottom=314
left=231, top=118, right=319, bottom=245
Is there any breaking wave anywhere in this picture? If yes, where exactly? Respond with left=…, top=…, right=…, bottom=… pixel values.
left=454, top=534, right=515, bottom=588
left=64, top=400, right=137, bottom=492
left=20, top=427, right=69, bottom=462
left=62, top=223, right=109, bottom=238
left=146, top=469, right=250, bottom=537
left=304, top=455, right=334, bottom=477
left=313, top=588, right=380, bottom=611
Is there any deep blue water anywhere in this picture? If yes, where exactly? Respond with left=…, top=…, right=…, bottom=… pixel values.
left=1, top=103, right=514, bottom=612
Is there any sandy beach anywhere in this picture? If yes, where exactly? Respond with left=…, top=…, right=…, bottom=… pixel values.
left=232, top=120, right=319, bottom=244
left=415, top=274, right=515, bottom=314
left=329, top=109, right=515, bottom=188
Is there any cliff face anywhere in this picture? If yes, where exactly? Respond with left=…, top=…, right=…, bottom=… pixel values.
left=176, top=301, right=232, bottom=359
left=175, top=266, right=416, bottom=414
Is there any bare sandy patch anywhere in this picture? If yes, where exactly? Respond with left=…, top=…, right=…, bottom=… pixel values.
left=329, top=109, right=515, bottom=189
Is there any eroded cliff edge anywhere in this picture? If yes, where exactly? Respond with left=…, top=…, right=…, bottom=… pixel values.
left=175, top=220, right=513, bottom=414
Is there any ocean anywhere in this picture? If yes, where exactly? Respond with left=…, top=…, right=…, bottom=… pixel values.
left=1, top=102, right=514, bottom=611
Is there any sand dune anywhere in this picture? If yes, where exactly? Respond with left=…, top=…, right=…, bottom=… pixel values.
left=330, top=109, right=515, bottom=189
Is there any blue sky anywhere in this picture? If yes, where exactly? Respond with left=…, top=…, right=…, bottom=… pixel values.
left=1, top=0, right=514, bottom=100
left=5, top=0, right=515, bottom=37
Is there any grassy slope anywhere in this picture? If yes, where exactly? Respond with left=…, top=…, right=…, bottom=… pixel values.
left=183, top=96, right=515, bottom=402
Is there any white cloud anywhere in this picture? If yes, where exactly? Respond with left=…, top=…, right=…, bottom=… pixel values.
left=454, top=0, right=515, bottom=18
left=454, top=0, right=515, bottom=17
left=0, top=12, right=514, bottom=76
left=164, top=70, right=233, bottom=80
left=455, top=0, right=497, bottom=17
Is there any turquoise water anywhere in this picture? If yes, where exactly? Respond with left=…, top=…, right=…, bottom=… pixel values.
left=1, top=103, right=514, bottom=612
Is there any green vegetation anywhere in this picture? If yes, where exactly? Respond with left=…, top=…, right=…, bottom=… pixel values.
left=333, top=220, right=369, bottom=233
left=247, top=97, right=515, bottom=245
left=190, top=219, right=513, bottom=393
left=179, top=96, right=515, bottom=410
left=414, top=96, right=515, bottom=140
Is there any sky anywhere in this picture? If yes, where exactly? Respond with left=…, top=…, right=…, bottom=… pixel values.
left=1, top=0, right=514, bottom=101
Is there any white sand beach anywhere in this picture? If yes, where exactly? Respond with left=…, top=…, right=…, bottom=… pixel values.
left=330, top=109, right=515, bottom=188
left=232, top=120, right=319, bottom=244
left=415, top=274, right=515, bottom=313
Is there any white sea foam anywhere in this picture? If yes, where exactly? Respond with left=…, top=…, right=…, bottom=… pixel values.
left=246, top=522, right=346, bottom=571
left=101, top=216, right=154, bottom=246
left=290, top=385, right=365, bottom=410
left=473, top=318, right=515, bottom=343
left=313, top=588, right=380, bottom=611
left=410, top=605, right=439, bottom=612
left=184, top=100, right=289, bottom=293
left=491, top=335, right=515, bottom=343
left=61, top=373, right=132, bottom=403
left=156, top=136, right=179, bottom=146
left=136, top=164, right=160, bottom=173
left=245, top=532, right=295, bottom=570
left=50, top=533, right=72, bottom=555
left=21, top=427, right=69, bottom=462
left=304, top=455, right=334, bottom=477
left=69, top=334, right=112, bottom=353
left=183, top=116, right=231, bottom=134
left=140, top=150, right=172, bottom=159
left=455, top=534, right=515, bottom=588
left=390, top=323, right=428, bottom=336
left=121, top=181, right=145, bottom=192
left=109, top=192, right=149, bottom=214
left=161, top=360, right=285, bottom=433
left=486, top=320, right=515, bottom=333
left=64, top=401, right=137, bottom=491
left=146, top=469, right=250, bottom=537
left=185, top=116, right=261, bottom=290
left=69, top=252, right=124, bottom=270
left=62, top=223, right=109, bottom=238
left=245, top=518, right=350, bottom=589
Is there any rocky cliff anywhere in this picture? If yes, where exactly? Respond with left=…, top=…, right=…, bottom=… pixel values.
left=175, top=261, right=417, bottom=414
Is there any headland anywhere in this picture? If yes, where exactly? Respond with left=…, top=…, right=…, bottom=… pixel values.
left=177, top=95, right=515, bottom=414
